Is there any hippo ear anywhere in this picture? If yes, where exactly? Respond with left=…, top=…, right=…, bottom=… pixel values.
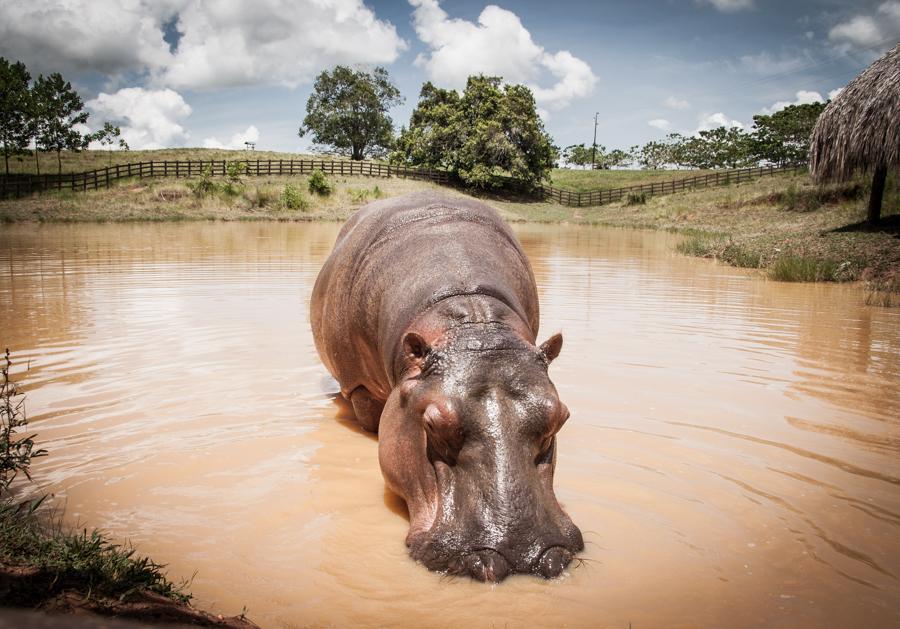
left=402, top=332, right=431, bottom=367
left=539, top=332, right=563, bottom=364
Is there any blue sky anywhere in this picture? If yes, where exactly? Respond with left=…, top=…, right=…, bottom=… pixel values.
left=0, top=0, right=896, bottom=155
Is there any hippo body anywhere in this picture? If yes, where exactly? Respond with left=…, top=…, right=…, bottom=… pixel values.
left=310, top=192, right=583, bottom=581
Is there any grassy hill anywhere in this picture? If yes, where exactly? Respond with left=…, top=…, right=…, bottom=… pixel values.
left=549, top=167, right=714, bottom=191
left=3, top=147, right=352, bottom=175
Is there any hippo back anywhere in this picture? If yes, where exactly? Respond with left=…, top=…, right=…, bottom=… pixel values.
left=310, top=191, right=540, bottom=400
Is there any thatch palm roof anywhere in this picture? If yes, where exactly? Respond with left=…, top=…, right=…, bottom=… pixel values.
left=810, top=43, right=900, bottom=183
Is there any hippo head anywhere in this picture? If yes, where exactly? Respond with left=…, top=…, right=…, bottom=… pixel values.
left=378, top=325, right=583, bottom=582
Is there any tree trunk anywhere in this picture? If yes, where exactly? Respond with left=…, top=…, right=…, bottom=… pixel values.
left=3, top=150, right=8, bottom=176
left=34, top=149, right=40, bottom=176
left=351, top=145, right=363, bottom=161
left=867, top=164, right=887, bottom=224
left=57, top=149, right=62, bottom=175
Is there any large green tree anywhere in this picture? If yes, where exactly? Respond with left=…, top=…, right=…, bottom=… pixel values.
left=32, top=73, right=90, bottom=174
left=749, top=102, right=827, bottom=166
left=393, top=76, right=557, bottom=189
left=299, top=66, right=403, bottom=161
left=0, top=58, right=32, bottom=175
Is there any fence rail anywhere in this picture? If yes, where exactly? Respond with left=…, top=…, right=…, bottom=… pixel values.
left=0, top=159, right=800, bottom=205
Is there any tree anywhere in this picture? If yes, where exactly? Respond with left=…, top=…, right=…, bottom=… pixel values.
left=562, top=143, right=592, bottom=169
left=32, top=73, right=90, bottom=174
left=749, top=102, right=827, bottom=166
left=392, top=82, right=460, bottom=170
left=603, top=148, right=632, bottom=169
left=393, top=76, right=557, bottom=189
left=299, top=66, right=403, bottom=160
left=0, top=58, right=32, bottom=175
left=92, top=122, right=129, bottom=165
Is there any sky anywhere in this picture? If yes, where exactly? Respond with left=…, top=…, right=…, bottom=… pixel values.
left=0, top=0, right=897, bottom=155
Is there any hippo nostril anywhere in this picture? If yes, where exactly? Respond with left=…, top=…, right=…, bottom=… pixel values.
left=536, top=546, right=573, bottom=578
left=464, top=549, right=510, bottom=582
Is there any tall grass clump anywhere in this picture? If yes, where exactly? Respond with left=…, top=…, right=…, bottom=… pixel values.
left=768, top=256, right=840, bottom=282
left=1, top=350, right=46, bottom=492
left=348, top=185, right=384, bottom=203
left=308, top=169, right=333, bottom=196
left=624, top=192, right=647, bottom=206
left=281, top=184, right=309, bottom=210
left=675, top=231, right=724, bottom=257
left=864, top=271, right=900, bottom=307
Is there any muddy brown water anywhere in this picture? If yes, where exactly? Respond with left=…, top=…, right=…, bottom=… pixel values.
left=1, top=222, right=899, bottom=628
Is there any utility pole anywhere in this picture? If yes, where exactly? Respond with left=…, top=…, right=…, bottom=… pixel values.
left=590, top=112, right=599, bottom=170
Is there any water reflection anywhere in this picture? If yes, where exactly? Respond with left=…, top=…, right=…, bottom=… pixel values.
left=1, top=221, right=898, bottom=628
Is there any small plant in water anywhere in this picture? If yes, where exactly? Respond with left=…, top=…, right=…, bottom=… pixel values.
left=308, top=169, right=333, bottom=196
left=1, top=349, right=46, bottom=495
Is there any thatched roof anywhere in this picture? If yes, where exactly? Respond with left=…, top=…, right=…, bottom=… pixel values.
left=810, top=43, right=900, bottom=182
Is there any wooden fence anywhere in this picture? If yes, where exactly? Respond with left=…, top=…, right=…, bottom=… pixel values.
left=0, top=159, right=800, bottom=206
left=0, top=159, right=452, bottom=200
left=534, top=164, right=802, bottom=206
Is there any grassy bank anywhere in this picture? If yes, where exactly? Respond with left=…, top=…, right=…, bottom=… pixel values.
left=0, top=352, right=255, bottom=626
left=0, top=172, right=453, bottom=222
left=486, top=169, right=900, bottom=301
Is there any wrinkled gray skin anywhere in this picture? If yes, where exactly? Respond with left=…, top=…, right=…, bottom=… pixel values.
left=310, top=192, right=583, bottom=581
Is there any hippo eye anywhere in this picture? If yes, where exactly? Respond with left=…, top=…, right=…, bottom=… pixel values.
left=423, top=403, right=463, bottom=465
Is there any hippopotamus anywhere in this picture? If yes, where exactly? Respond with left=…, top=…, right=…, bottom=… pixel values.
left=310, top=191, right=583, bottom=582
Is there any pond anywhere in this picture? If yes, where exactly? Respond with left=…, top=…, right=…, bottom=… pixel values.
left=1, top=222, right=899, bottom=628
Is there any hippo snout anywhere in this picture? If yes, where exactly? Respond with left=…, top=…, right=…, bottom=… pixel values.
left=459, top=545, right=575, bottom=582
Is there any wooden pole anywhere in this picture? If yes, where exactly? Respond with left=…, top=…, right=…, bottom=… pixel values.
left=867, top=164, right=887, bottom=224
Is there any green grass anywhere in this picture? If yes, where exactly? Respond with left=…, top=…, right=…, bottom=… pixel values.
left=768, top=256, right=842, bottom=282
left=549, top=167, right=713, bottom=192
left=0, top=498, right=191, bottom=605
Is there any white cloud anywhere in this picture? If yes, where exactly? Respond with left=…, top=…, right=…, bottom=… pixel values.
left=697, top=0, right=754, bottom=12
left=828, top=87, right=844, bottom=100
left=409, top=0, right=596, bottom=109
left=829, top=2, right=900, bottom=52
left=0, top=0, right=174, bottom=77
left=648, top=119, right=672, bottom=131
left=738, top=50, right=808, bottom=75
left=88, top=88, right=192, bottom=150
left=160, top=0, right=407, bottom=89
left=696, top=112, right=744, bottom=133
left=663, top=96, right=691, bottom=110
left=761, top=89, right=824, bottom=114
left=203, top=126, right=260, bottom=150
left=0, top=0, right=407, bottom=91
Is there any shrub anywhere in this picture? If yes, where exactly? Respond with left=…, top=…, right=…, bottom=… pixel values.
left=308, top=169, right=333, bottom=196
left=281, top=184, right=309, bottom=210
left=624, top=192, right=647, bottom=206
left=186, top=165, right=216, bottom=198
